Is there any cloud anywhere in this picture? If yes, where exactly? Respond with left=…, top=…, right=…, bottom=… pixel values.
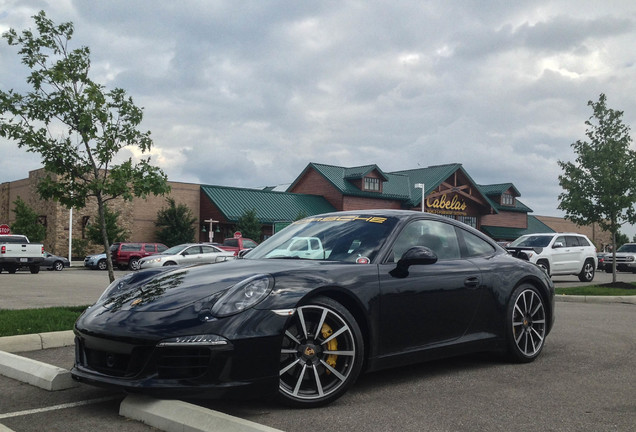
left=2, top=0, right=636, bottom=236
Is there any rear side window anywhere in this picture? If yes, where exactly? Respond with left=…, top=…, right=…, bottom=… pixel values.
left=144, top=244, right=157, bottom=252
left=461, top=230, right=496, bottom=257
left=121, top=244, right=142, bottom=252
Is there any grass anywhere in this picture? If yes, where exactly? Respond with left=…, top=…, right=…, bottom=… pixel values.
left=0, top=306, right=88, bottom=337
left=554, top=285, right=636, bottom=296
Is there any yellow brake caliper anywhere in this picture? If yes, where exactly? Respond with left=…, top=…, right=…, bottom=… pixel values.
left=321, top=323, right=338, bottom=372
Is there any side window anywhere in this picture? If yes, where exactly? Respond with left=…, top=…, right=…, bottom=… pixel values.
left=200, top=246, right=216, bottom=254
left=225, top=239, right=238, bottom=248
left=391, top=219, right=461, bottom=262
left=565, top=236, right=580, bottom=247
left=244, top=240, right=258, bottom=248
left=144, top=244, right=156, bottom=252
left=122, top=244, right=142, bottom=252
left=554, top=236, right=566, bottom=247
left=461, top=229, right=496, bottom=257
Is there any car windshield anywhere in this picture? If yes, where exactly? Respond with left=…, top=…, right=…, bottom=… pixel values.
left=508, top=235, right=553, bottom=248
left=246, top=215, right=398, bottom=262
left=617, top=244, right=636, bottom=253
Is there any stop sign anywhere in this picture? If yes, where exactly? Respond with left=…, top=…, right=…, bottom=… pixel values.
left=0, top=224, right=10, bottom=235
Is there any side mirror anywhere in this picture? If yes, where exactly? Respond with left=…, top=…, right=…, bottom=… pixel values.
left=390, top=246, right=438, bottom=278
left=238, top=249, right=252, bottom=259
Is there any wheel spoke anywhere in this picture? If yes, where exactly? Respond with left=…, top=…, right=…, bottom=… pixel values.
left=315, top=309, right=328, bottom=337
left=323, top=349, right=355, bottom=357
left=280, top=358, right=300, bottom=375
left=293, top=364, right=307, bottom=396
left=297, top=308, right=309, bottom=339
left=320, top=359, right=346, bottom=382
left=321, top=325, right=349, bottom=345
left=312, top=365, right=324, bottom=397
left=285, top=330, right=301, bottom=345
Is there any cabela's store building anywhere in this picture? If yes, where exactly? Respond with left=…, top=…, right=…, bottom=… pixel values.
left=0, top=162, right=610, bottom=256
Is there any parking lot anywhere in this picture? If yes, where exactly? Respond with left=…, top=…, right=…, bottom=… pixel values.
left=0, top=267, right=635, bottom=431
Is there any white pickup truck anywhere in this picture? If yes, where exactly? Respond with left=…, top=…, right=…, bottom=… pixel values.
left=0, top=234, right=44, bottom=274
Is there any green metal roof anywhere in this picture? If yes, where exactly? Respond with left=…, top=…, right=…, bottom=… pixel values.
left=478, top=183, right=521, bottom=197
left=481, top=216, right=554, bottom=241
left=290, top=163, right=411, bottom=201
left=201, top=185, right=335, bottom=224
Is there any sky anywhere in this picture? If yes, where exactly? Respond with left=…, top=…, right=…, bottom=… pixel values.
left=1, top=1, right=636, bottom=237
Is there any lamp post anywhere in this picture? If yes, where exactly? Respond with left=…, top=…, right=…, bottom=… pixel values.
left=203, top=219, right=218, bottom=243
left=414, top=183, right=426, bottom=212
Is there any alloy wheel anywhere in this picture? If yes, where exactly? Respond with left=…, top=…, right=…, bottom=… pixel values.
left=511, top=288, right=546, bottom=358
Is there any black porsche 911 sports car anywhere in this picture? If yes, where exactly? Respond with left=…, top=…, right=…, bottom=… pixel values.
left=72, top=210, right=555, bottom=407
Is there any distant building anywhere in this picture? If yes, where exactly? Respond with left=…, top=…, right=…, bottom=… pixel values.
left=0, top=162, right=611, bottom=256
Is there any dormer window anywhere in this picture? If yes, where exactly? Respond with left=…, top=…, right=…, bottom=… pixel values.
left=364, top=177, right=380, bottom=191
left=502, top=193, right=514, bottom=206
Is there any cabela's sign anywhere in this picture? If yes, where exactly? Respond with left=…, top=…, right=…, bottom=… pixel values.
left=426, top=194, right=468, bottom=214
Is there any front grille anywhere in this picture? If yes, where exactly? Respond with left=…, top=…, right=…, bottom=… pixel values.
left=82, top=345, right=153, bottom=377
left=156, top=347, right=212, bottom=379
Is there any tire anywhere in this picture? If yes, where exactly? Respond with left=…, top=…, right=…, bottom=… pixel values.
left=7, top=266, right=17, bottom=274
left=577, top=259, right=595, bottom=282
left=128, top=258, right=141, bottom=271
left=536, top=260, right=550, bottom=276
left=53, top=261, right=64, bottom=271
left=97, top=259, right=107, bottom=271
left=29, top=265, right=40, bottom=274
left=278, top=296, right=364, bottom=407
left=506, top=284, right=547, bottom=363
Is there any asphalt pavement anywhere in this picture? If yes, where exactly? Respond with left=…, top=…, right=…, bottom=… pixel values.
left=0, top=265, right=635, bottom=431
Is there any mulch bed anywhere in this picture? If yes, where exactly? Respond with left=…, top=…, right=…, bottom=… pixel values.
left=597, top=282, right=636, bottom=289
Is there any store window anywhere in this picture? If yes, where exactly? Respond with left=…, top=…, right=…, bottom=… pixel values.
left=457, top=215, right=477, bottom=228
left=364, top=177, right=380, bottom=191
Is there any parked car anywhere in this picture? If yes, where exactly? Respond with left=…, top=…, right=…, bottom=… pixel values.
left=84, top=253, right=107, bottom=270
left=110, top=242, right=168, bottom=270
left=72, top=210, right=555, bottom=408
left=219, top=235, right=259, bottom=256
left=0, top=234, right=44, bottom=274
left=597, top=251, right=610, bottom=270
left=603, top=243, right=636, bottom=273
left=138, top=243, right=234, bottom=269
left=507, top=233, right=597, bottom=282
left=41, top=251, right=70, bottom=271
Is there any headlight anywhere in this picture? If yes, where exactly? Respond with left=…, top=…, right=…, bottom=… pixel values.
left=211, top=274, right=273, bottom=317
left=145, top=257, right=163, bottom=264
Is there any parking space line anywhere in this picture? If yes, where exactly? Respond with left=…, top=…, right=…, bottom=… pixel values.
left=0, top=396, right=119, bottom=419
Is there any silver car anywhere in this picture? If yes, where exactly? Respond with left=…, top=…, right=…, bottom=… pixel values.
left=138, top=243, right=234, bottom=269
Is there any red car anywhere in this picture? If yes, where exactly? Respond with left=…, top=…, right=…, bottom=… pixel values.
left=110, top=242, right=168, bottom=270
left=218, top=235, right=258, bottom=256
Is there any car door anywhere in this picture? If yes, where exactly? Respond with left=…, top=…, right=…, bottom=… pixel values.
left=378, top=219, right=482, bottom=354
left=179, top=246, right=202, bottom=265
left=550, top=235, right=578, bottom=273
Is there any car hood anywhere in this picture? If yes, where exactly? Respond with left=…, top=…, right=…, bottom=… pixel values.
left=96, top=258, right=339, bottom=313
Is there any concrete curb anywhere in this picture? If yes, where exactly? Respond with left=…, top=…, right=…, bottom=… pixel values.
left=120, top=395, right=283, bottom=432
left=0, top=330, right=75, bottom=353
left=555, top=295, right=636, bottom=304
left=0, top=350, right=77, bottom=391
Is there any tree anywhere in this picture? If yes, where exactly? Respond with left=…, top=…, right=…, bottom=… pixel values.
left=85, top=204, right=129, bottom=247
left=155, top=198, right=196, bottom=246
left=0, top=11, right=170, bottom=282
left=10, top=197, right=46, bottom=242
left=236, top=208, right=262, bottom=242
left=615, top=231, right=629, bottom=249
left=558, top=94, right=636, bottom=283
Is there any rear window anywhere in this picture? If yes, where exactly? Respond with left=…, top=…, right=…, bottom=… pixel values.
left=0, top=235, right=29, bottom=243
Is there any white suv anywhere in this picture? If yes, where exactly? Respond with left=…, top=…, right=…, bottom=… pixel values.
left=507, top=233, right=597, bottom=282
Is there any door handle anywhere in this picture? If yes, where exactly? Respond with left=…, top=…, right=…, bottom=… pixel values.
left=464, top=276, right=480, bottom=288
